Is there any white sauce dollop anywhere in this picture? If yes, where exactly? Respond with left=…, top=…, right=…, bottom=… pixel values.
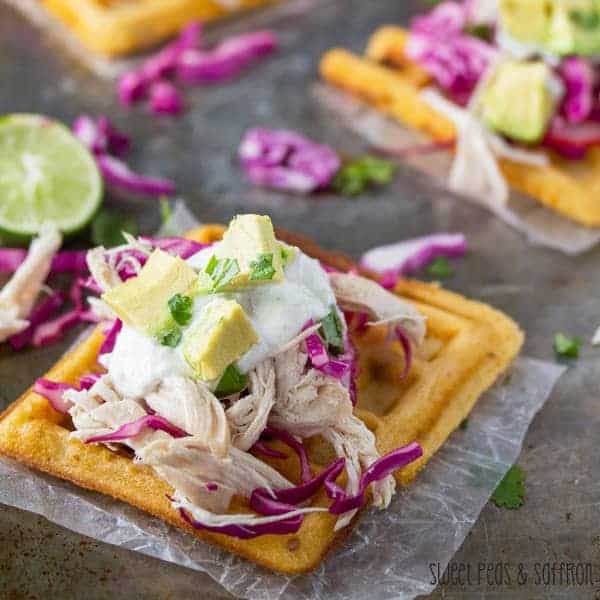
left=105, top=243, right=336, bottom=399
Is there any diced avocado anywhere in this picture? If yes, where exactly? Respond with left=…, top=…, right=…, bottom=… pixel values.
left=199, top=215, right=285, bottom=293
left=546, top=1, right=600, bottom=56
left=279, top=241, right=298, bottom=267
left=500, top=0, right=600, bottom=56
left=499, top=0, right=553, bottom=44
left=182, top=298, right=258, bottom=381
left=102, top=249, right=199, bottom=339
left=480, top=61, right=556, bottom=143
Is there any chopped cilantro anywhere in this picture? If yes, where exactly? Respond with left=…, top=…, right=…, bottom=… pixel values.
left=160, top=197, right=171, bottom=227
left=331, top=156, right=397, bottom=196
left=320, top=308, right=345, bottom=354
left=569, top=9, right=600, bottom=30
left=249, top=253, right=276, bottom=281
left=465, top=24, right=492, bottom=41
left=168, top=293, right=194, bottom=326
left=426, top=256, right=454, bottom=278
left=159, top=326, right=182, bottom=348
left=91, top=209, right=139, bottom=248
left=459, top=418, right=469, bottom=431
left=204, top=255, right=240, bottom=292
left=491, top=465, right=526, bottom=509
left=215, top=364, right=248, bottom=397
left=554, top=333, right=581, bottom=358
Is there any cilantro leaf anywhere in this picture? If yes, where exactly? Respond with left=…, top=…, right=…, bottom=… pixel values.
left=569, top=9, right=600, bottom=30
left=160, top=197, right=172, bottom=227
left=465, top=24, right=492, bottom=41
left=215, top=364, right=248, bottom=397
left=204, top=255, right=240, bottom=292
left=249, top=253, right=276, bottom=281
left=168, top=293, right=194, bottom=326
left=491, top=465, right=526, bottom=509
left=426, top=256, right=454, bottom=278
left=159, top=326, right=182, bottom=348
left=459, top=418, right=469, bottom=430
left=91, top=209, right=139, bottom=248
left=331, top=156, right=397, bottom=196
left=554, top=333, right=581, bottom=358
left=320, top=308, right=345, bottom=354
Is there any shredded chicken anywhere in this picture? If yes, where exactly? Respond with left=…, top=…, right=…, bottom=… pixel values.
left=328, top=272, right=426, bottom=346
left=146, top=376, right=231, bottom=458
left=323, top=415, right=395, bottom=530
left=0, top=224, right=62, bottom=342
left=226, top=359, right=276, bottom=451
left=138, top=436, right=293, bottom=514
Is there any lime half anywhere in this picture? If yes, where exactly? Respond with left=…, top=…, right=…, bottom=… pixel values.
left=0, top=114, right=103, bottom=241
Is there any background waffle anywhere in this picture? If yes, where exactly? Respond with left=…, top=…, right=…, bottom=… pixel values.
left=320, top=27, right=600, bottom=228
left=0, top=225, right=523, bottom=573
left=38, top=0, right=279, bottom=57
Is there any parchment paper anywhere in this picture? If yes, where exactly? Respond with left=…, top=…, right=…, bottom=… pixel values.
left=314, top=84, right=600, bottom=256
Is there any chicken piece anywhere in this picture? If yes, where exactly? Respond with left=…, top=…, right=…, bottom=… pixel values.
left=146, top=376, right=231, bottom=458
left=138, top=436, right=292, bottom=514
left=323, top=415, right=395, bottom=530
left=270, top=346, right=353, bottom=438
left=328, top=272, right=426, bottom=346
left=226, top=359, right=276, bottom=451
left=0, top=224, right=62, bottom=341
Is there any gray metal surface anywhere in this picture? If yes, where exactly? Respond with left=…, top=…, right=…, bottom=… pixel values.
left=0, top=1, right=599, bottom=598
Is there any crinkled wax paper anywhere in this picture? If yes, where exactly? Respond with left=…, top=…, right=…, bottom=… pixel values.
left=3, top=0, right=321, bottom=78
left=0, top=352, right=564, bottom=599
left=314, top=84, right=600, bottom=256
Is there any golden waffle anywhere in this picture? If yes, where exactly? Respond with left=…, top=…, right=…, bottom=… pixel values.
left=320, top=27, right=600, bottom=227
left=0, top=225, right=523, bottom=573
left=39, top=0, right=279, bottom=57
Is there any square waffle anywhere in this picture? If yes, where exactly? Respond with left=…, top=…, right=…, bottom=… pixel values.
left=0, top=225, right=523, bottom=573
left=320, top=27, right=600, bottom=228
left=37, top=0, right=279, bottom=57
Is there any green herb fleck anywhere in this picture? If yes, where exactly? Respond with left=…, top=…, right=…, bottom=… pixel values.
left=160, top=197, right=172, bottom=227
left=554, top=333, right=581, bottom=358
left=215, top=364, right=248, bottom=397
left=320, top=308, right=345, bottom=355
left=465, top=24, right=492, bottom=41
left=331, top=156, right=397, bottom=196
left=491, top=465, right=526, bottom=509
left=426, top=256, right=454, bottom=278
left=159, top=326, right=182, bottom=348
left=569, top=9, right=600, bottom=30
left=168, top=293, right=194, bottom=326
left=91, top=210, right=139, bottom=248
left=249, top=253, right=276, bottom=281
left=204, top=255, right=240, bottom=292
left=459, top=418, right=469, bottom=431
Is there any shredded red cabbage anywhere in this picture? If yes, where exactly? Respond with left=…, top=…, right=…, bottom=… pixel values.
left=411, top=0, right=467, bottom=37
left=394, top=326, right=413, bottom=380
left=176, top=31, right=277, bottom=84
left=261, top=426, right=312, bottom=483
left=250, top=440, right=288, bottom=460
left=359, top=233, right=467, bottom=284
left=149, top=81, right=185, bottom=115
left=239, top=128, right=341, bottom=193
left=143, top=236, right=210, bottom=259
left=543, top=116, right=600, bottom=159
left=325, top=442, right=423, bottom=514
left=97, top=154, right=176, bottom=197
left=33, top=378, right=76, bottom=414
left=79, top=373, right=101, bottom=390
left=85, top=415, right=188, bottom=444
left=8, top=291, right=65, bottom=350
left=0, top=249, right=88, bottom=275
left=73, top=115, right=131, bottom=157
left=98, top=319, right=122, bottom=356
left=559, top=58, right=596, bottom=125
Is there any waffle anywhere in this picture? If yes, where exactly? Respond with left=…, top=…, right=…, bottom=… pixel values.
left=0, top=225, right=523, bottom=573
left=37, top=0, right=279, bottom=57
left=320, top=27, right=600, bottom=227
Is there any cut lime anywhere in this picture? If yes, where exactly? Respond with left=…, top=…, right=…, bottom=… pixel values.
left=0, top=114, right=103, bottom=241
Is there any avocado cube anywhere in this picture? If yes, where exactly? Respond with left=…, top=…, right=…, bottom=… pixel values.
left=102, top=249, right=198, bottom=338
left=481, top=61, right=555, bottom=143
left=499, top=0, right=553, bottom=44
left=182, top=298, right=258, bottom=381
left=546, top=1, right=600, bottom=56
left=200, top=214, right=285, bottom=292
